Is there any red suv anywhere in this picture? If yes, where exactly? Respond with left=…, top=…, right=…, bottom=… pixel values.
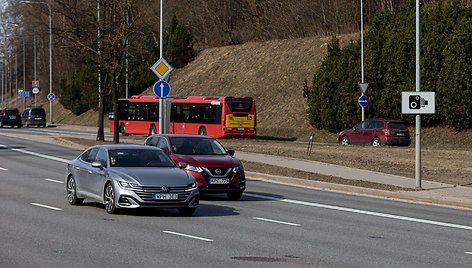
left=144, top=134, right=245, bottom=200
left=338, top=118, right=411, bottom=146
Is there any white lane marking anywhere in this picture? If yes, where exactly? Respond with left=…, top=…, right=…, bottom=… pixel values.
left=0, top=167, right=8, bottom=171
left=44, top=178, right=64, bottom=184
left=253, top=217, right=300, bottom=226
left=163, top=231, right=213, bottom=242
left=0, top=144, right=70, bottom=163
left=31, top=203, right=62, bottom=211
left=465, top=252, right=472, bottom=255
left=245, top=193, right=472, bottom=231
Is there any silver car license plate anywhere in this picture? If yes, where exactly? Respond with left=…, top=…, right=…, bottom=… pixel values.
left=154, top=193, right=178, bottom=200
left=210, top=178, right=229, bottom=184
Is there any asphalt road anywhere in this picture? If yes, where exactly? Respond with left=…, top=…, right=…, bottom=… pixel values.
left=1, top=129, right=472, bottom=267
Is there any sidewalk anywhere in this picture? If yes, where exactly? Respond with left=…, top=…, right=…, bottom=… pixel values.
left=235, top=151, right=472, bottom=210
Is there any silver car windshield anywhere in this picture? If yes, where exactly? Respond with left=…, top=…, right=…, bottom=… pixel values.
left=108, top=149, right=176, bottom=167
left=169, top=137, right=227, bottom=155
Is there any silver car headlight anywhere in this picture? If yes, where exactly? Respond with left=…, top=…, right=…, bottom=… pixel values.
left=185, top=182, right=198, bottom=192
left=185, top=165, right=203, bottom=173
left=232, top=165, right=244, bottom=173
left=118, top=181, right=140, bottom=189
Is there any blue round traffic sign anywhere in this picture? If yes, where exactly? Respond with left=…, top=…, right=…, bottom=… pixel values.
left=358, top=95, right=368, bottom=108
left=153, top=81, right=171, bottom=98
left=47, top=93, right=55, bottom=101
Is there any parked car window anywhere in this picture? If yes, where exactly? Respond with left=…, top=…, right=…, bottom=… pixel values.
left=354, top=122, right=367, bottom=130
left=30, top=108, right=46, bottom=116
left=95, top=148, right=108, bottom=166
left=388, top=122, right=408, bottom=130
left=5, top=109, right=19, bottom=116
left=376, top=121, right=385, bottom=129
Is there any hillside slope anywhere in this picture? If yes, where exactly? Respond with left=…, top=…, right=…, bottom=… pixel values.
left=1, top=33, right=358, bottom=138
left=142, top=33, right=358, bottom=137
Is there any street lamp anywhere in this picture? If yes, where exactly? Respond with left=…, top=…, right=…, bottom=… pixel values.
left=21, top=1, right=53, bottom=123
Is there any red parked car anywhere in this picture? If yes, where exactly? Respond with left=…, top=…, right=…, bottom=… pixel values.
left=144, top=134, right=245, bottom=200
left=338, top=118, right=411, bottom=146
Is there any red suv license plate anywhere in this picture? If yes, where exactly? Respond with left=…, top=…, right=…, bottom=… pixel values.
left=210, top=178, right=229, bottom=184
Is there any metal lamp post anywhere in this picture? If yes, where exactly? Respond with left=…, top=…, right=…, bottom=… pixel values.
left=21, top=1, right=53, bottom=123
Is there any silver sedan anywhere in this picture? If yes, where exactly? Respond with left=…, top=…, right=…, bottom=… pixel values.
left=65, top=144, right=199, bottom=215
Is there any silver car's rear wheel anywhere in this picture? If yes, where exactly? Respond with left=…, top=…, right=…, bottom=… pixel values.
left=67, top=176, right=83, bottom=205
left=104, top=183, right=118, bottom=214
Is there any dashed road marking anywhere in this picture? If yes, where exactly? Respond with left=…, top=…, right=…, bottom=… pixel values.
left=253, top=217, right=300, bottom=226
left=245, top=193, right=472, bottom=231
left=44, top=178, right=64, bottom=184
left=31, top=203, right=62, bottom=211
left=163, top=231, right=213, bottom=242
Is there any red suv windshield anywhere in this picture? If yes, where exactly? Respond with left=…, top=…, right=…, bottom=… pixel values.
left=169, top=137, right=227, bottom=155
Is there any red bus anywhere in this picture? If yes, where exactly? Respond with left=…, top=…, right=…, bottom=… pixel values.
left=109, top=95, right=256, bottom=138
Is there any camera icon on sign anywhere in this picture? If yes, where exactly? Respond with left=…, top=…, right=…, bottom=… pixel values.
left=409, top=95, right=428, bottom=109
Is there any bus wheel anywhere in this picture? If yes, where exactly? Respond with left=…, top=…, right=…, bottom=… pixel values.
left=120, top=124, right=128, bottom=136
left=149, top=124, right=157, bottom=135
left=198, top=127, right=207, bottom=136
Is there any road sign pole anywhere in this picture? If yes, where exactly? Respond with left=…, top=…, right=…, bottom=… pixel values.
left=415, top=0, right=422, bottom=189
left=159, top=0, right=163, bottom=134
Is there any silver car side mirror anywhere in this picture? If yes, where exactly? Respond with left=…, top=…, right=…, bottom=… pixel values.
left=92, top=161, right=104, bottom=170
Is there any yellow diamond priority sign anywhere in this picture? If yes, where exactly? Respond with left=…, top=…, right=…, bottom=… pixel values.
left=150, top=58, right=173, bottom=80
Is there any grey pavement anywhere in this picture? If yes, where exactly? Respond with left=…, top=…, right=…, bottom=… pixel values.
left=235, top=151, right=472, bottom=210
left=4, top=124, right=472, bottom=210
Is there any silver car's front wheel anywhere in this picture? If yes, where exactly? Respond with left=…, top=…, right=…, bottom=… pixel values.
left=104, top=183, right=117, bottom=214
left=67, top=176, right=83, bottom=205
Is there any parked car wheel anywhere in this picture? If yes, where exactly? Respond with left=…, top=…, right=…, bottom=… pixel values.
left=372, top=137, right=381, bottom=147
left=341, top=136, right=350, bottom=145
left=104, top=183, right=118, bottom=214
left=67, top=176, right=83, bottom=205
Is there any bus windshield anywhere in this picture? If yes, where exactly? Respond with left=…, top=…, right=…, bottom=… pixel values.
left=226, top=97, right=253, bottom=112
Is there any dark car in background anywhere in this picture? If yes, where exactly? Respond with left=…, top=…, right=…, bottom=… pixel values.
left=144, top=134, right=246, bottom=200
left=338, top=118, right=411, bottom=146
left=66, top=144, right=199, bottom=215
left=22, top=107, right=46, bottom=127
left=0, top=108, right=22, bottom=128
